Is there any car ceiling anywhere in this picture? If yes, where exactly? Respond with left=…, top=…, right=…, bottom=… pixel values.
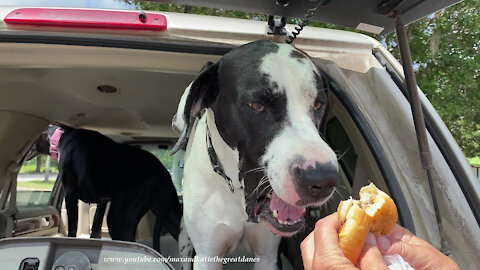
left=0, top=67, right=188, bottom=140
left=155, top=0, right=461, bottom=34
left=0, top=43, right=222, bottom=143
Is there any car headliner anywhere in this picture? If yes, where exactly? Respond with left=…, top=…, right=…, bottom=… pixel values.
left=154, top=0, right=461, bottom=34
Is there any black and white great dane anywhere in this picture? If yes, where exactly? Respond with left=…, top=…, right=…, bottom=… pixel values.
left=26, top=124, right=182, bottom=252
left=172, top=40, right=341, bottom=269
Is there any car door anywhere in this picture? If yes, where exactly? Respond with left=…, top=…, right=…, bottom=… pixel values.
left=3, top=159, right=62, bottom=238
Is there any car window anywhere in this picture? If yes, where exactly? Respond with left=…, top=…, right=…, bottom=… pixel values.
left=149, top=148, right=174, bottom=173
left=13, top=144, right=181, bottom=213
left=145, top=147, right=184, bottom=197
left=304, top=112, right=383, bottom=222
left=326, top=118, right=358, bottom=188
left=15, top=156, right=57, bottom=209
left=283, top=107, right=387, bottom=269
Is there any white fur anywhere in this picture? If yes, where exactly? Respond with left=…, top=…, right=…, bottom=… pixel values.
left=182, top=109, right=280, bottom=269
left=178, top=218, right=194, bottom=270
left=260, top=44, right=338, bottom=206
left=172, top=82, right=192, bottom=135
left=178, top=44, right=338, bottom=269
left=243, top=222, right=281, bottom=270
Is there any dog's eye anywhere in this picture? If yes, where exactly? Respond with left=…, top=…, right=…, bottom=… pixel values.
left=314, top=101, right=323, bottom=111
left=249, top=102, right=265, bottom=112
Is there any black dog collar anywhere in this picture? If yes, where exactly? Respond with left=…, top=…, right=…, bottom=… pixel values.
left=206, top=123, right=235, bottom=193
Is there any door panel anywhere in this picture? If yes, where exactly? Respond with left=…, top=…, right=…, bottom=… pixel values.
left=13, top=205, right=60, bottom=237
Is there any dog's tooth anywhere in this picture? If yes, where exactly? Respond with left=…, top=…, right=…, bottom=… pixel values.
left=273, top=210, right=278, bottom=218
left=267, top=193, right=271, bottom=199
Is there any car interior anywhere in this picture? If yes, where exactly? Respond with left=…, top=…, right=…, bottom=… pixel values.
left=0, top=237, right=174, bottom=270
left=0, top=36, right=398, bottom=269
left=1, top=0, right=479, bottom=269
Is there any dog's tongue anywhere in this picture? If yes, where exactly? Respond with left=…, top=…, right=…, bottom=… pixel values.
left=269, top=192, right=305, bottom=222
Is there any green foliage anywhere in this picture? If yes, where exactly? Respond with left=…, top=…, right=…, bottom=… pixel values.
left=126, top=1, right=267, bottom=20
left=17, top=180, right=55, bottom=190
left=130, top=0, right=479, bottom=157
left=382, top=0, right=479, bottom=157
left=20, top=157, right=59, bottom=174
left=468, top=156, right=480, bottom=166
left=150, top=149, right=174, bottom=170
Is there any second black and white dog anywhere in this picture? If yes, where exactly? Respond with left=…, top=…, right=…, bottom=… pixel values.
left=172, top=40, right=341, bottom=269
left=26, top=124, right=181, bottom=252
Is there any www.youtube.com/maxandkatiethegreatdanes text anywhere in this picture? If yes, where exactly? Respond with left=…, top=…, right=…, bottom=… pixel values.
left=103, top=255, right=261, bottom=265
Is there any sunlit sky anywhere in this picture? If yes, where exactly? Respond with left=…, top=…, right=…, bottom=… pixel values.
left=0, top=0, right=137, bottom=10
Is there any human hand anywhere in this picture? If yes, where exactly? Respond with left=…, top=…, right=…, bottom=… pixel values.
left=377, top=225, right=459, bottom=270
left=300, top=212, right=389, bottom=270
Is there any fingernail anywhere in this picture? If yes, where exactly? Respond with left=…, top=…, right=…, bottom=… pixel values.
left=377, top=235, right=392, bottom=252
left=365, top=232, right=376, bottom=245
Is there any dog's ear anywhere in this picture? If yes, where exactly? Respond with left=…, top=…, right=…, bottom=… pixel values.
left=171, top=82, right=193, bottom=135
left=171, top=61, right=220, bottom=154
left=319, top=73, right=330, bottom=139
left=25, top=131, right=50, bottom=161
left=25, top=141, right=40, bottom=161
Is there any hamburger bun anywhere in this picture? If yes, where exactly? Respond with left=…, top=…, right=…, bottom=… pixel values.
left=337, top=183, right=398, bottom=264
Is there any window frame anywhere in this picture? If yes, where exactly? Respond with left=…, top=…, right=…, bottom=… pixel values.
left=322, top=69, right=416, bottom=232
left=373, top=51, right=480, bottom=227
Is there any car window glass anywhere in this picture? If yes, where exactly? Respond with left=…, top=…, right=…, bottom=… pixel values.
left=145, top=148, right=184, bottom=197
left=16, top=156, right=57, bottom=209
left=326, top=118, right=358, bottom=187
left=149, top=148, right=174, bottom=173
left=284, top=111, right=382, bottom=268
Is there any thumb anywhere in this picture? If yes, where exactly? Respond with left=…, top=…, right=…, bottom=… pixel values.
left=358, top=233, right=388, bottom=270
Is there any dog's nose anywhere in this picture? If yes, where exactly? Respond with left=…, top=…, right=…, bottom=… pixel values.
left=293, top=163, right=340, bottom=200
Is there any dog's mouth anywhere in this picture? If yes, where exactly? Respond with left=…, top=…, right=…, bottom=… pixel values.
left=254, top=191, right=306, bottom=237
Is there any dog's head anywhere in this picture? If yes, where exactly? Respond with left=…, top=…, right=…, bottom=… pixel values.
left=25, top=124, right=59, bottom=161
left=172, top=40, right=340, bottom=236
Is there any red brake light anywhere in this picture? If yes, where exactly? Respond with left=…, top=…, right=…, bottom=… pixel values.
left=5, top=8, right=167, bottom=31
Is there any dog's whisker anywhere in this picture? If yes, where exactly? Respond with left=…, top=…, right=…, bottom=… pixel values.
left=251, top=176, right=269, bottom=194
left=257, top=182, right=271, bottom=195
left=258, top=175, right=268, bottom=185
left=254, top=180, right=269, bottom=194
left=258, top=184, right=272, bottom=197
left=244, top=168, right=269, bottom=196
left=335, top=185, right=349, bottom=193
left=334, top=188, right=346, bottom=200
left=258, top=180, right=269, bottom=189
left=336, top=147, right=351, bottom=161
left=243, top=166, right=266, bottom=175
left=323, top=201, right=328, bottom=212
left=258, top=175, right=268, bottom=183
